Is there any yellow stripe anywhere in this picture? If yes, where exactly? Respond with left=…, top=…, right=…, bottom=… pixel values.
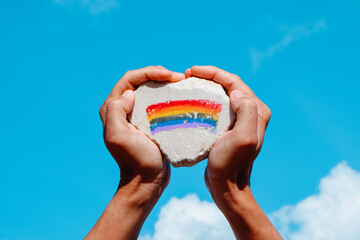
left=147, top=108, right=220, bottom=122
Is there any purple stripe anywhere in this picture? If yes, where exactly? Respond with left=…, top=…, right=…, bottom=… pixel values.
left=151, top=122, right=215, bottom=135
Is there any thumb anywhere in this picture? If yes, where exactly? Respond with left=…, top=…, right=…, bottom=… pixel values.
left=229, top=90, right=258, bottom=149
left=105, top=90, right=135, bottom=125
left=119, top=90, right=135, bottom=115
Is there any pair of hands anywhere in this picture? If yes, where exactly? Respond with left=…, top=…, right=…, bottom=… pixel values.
left=88, top=66, right=279, bottom=240
left=100, top=65, right=270, bottom=198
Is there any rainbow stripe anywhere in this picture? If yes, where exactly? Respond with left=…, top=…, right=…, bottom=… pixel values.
left=146, top=100, right=222, bottom=135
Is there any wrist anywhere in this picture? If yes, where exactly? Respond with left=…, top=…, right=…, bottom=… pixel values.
left=209, top=177, right=251, bottom=210
left=117, top=173, right=167, bottom=207
left=214, top=183, right=253, bottom=212
left=206, top=165, right=254, bottom=214
left=207, top=166, right=250, bottom=198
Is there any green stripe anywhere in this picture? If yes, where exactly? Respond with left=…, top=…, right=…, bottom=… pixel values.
left=149, top=112, right=218, bottom=125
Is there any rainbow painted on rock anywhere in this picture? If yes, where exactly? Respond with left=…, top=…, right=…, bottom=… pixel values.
left=146, top=100, right=222, bottom=135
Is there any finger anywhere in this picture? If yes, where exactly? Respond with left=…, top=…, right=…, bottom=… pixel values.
left=185, top=68, right=192, bottom=78
left=104, top=90, right=135, bottom=136
left=256, top=113, right=271, bottom=150
left=228, top=90, right=258, bottom=156
left=190, top=66, right=255, bottom=97
left=204, top=167, right=212, bottom=193
left=109, top=66, right=185, bottom=99
left=161, top=156, right=171, bottom=189
left=190, top=65, right=271, bottom=136
left=100, top=66, right=185, bottom=121
left=230, top=90, right=270, bottom=152
left=154, top=66, right=167, bottom=69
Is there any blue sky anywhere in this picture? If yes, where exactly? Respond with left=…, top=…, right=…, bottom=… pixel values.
left=1, top=0, right=359, bottom=239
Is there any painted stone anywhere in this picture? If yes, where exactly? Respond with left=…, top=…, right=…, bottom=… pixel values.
left=129, top=77, right=235, bottom=167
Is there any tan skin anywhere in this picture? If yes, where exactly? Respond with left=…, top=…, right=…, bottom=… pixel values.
left=85, top=66, right=282, bottom=240
left=186, top=66, right=282, bottom=240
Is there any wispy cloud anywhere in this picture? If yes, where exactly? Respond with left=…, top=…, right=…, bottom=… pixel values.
left=141, top=161, right=360, bottom=240
left=53, top=0, right=119, bottom=15
left=250, top=20, right=326, bottom=72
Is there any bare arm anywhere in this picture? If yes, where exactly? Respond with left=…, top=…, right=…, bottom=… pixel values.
left=186, top=66, right=282, bottom=240
left=85, top=66, right=184, bottom=240
left=85, top=175, right=168, bottom=240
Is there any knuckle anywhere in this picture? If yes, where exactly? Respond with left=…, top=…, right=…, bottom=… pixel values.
left=99, top=104, right=106, bottom=119
left=239, top=98, right=258, bottom=110
left=208, top=65, right=218, bottom=70
left=260, top=103, right=271, bottom=122
left=105, top=129, right=127, bottom=147
left=208, top=161, right=228, bottom=175
left=232, top=73, right=241, bottom=81
left=123, top=70, right=134, bottom=78
left=105, top=99, right=121, bottom=111
left=105, top=99, right=128, bottom=121
left=231, top=130, right=258, bottom=151
left=235, top=134, right=258, bottom=151
left=146, top=65, right=157, bottom=71
left=264, top=104, right=272, bottom=121
left=104, top=133, right=118, bottom=146
left=100, top=99, right=115, bottom=121
left=101, top=99, right=112, bottom=113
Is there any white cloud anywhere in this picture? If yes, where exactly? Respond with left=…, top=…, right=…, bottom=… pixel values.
left=141, top=161, right=360, bottom=240
left=140, top=194, right=235, bottom=240
left=250, top=20, right=326, bottom=72
left=53, top=0, right=119, bottom=15
left=270, top=161, right=360, bottom=240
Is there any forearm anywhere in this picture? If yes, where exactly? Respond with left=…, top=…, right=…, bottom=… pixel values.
left=211, top=179, right=282, bottom=240
left=85, top=176, right=163, bottom=240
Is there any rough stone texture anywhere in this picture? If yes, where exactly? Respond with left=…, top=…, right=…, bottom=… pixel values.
left=130, top=77, right=235, bottom=167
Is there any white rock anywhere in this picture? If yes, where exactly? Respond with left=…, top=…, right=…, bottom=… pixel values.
left=130, top=77, right=235, bottom=167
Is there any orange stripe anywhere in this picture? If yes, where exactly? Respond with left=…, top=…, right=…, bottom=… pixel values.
left=147, top=106, right=220, bottom=122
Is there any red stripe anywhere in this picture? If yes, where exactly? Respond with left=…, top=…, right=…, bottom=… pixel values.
left=146, top=100, right=222, bottom=113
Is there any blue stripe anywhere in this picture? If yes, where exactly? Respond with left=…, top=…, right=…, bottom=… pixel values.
left=150, top=117, right=217, bottom=131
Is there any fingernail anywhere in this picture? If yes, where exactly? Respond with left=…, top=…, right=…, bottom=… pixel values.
left=172, top=72, right=184, bottom=79
left=122, top=90, right=133, bottom=98
left=231, top=90, right=246, bottom=99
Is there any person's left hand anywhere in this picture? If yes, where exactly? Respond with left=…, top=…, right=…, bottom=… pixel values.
left=99, top=66, right=185, bottom=193
left=86, top=66, right=185, bottom=240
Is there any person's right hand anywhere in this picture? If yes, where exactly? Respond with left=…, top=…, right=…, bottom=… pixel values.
left=185, top=66, right=271, bottom=192
left=185, top=66, right=282, bottom=240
